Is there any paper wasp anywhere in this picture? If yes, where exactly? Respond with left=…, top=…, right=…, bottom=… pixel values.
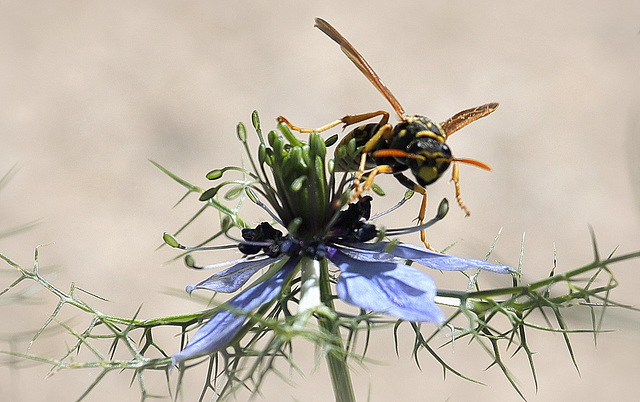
left=278, top=18, right=498, bottom=247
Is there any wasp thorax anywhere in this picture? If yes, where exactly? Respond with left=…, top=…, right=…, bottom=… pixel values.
left=390, top=116, right=446, bottom=149
left=406, top=138, right=452, bottom=187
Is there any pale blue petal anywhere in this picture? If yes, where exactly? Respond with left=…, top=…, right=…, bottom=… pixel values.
left=328, top=247, right=445, bottom=324
left=172, top=259, right=297, bottom=365
left=338, top=241, right=513, bottom=274
left=186, top=256, right=282, bottom=293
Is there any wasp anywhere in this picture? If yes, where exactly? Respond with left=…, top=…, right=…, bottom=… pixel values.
left=278, top=18, right=498, bottom=247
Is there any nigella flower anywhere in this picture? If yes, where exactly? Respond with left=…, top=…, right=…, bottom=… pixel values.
left=167, top=112, right=512, bottom=366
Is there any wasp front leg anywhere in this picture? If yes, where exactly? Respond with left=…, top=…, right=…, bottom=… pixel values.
left=392, top=172, right=434, bottom=250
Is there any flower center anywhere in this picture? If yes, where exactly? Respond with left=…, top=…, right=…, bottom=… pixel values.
left=238, top=196, right=378, bottom=260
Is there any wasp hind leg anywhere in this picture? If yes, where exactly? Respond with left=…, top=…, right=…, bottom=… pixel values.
left=277, top=110, right=390, bottom=134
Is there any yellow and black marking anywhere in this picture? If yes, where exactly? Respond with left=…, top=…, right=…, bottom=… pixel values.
left=277, top=18, right=498, bottom=248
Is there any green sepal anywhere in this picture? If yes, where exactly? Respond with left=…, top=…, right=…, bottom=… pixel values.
left=309, top=132, right=327, bottom=160
left=258, top=143, right=267, bottom=166
left=324, top=133, right=339, bottom=147
left=251, top=110, right=265, bottom=144
left=199, top=186, right=219, bottom=201
left=277, top=121, right=303, bottom=147
left=206, top=169, right=223, bottom=180
left=437, top=198, right=449, bottom=220
left=162, top=232, right=180, bottom=248
left=184, top=254, right=195, bottom=268
left=268, top=130, right=278, bottom=147
left=371, top=183, right=385, bottom=196
left=290, top=176, right=307, bottom=192
left=224, top=186, right=244, bottom=200
left=236, top=122, right=247, bottom=142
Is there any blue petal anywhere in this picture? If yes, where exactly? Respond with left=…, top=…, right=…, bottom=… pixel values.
left=328, top=247, right=445, bottom=324
left=186, top=256, right=282, bottom=293
left=338, top=241, right=513, bottom=274
left=172, top=259, right=297, bottom=365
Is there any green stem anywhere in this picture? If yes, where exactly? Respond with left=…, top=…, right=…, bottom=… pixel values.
left=318, top=258, right=355, bottom=402
left=437, top=249, right=640, bottom=301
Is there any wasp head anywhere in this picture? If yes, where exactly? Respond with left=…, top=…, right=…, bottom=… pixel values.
left=406, top=137, right=452, bottom=187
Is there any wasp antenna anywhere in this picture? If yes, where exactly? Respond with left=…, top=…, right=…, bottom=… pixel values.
left=372, top=148, right=424, bottom=161
left=453, top=158, right=492, bottom=171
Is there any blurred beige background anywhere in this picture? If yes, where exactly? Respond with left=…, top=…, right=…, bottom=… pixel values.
left=1, top=1, right=639, bottom=401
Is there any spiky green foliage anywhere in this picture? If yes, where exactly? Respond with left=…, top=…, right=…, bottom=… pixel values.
left=1, top=113, right=639, bottom=402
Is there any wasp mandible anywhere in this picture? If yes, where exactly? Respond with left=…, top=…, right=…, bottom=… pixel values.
left=278, top=18, right=498, bottom=247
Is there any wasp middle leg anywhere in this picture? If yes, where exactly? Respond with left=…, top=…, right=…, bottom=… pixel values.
left=450, top=161, right=470, bottom=216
